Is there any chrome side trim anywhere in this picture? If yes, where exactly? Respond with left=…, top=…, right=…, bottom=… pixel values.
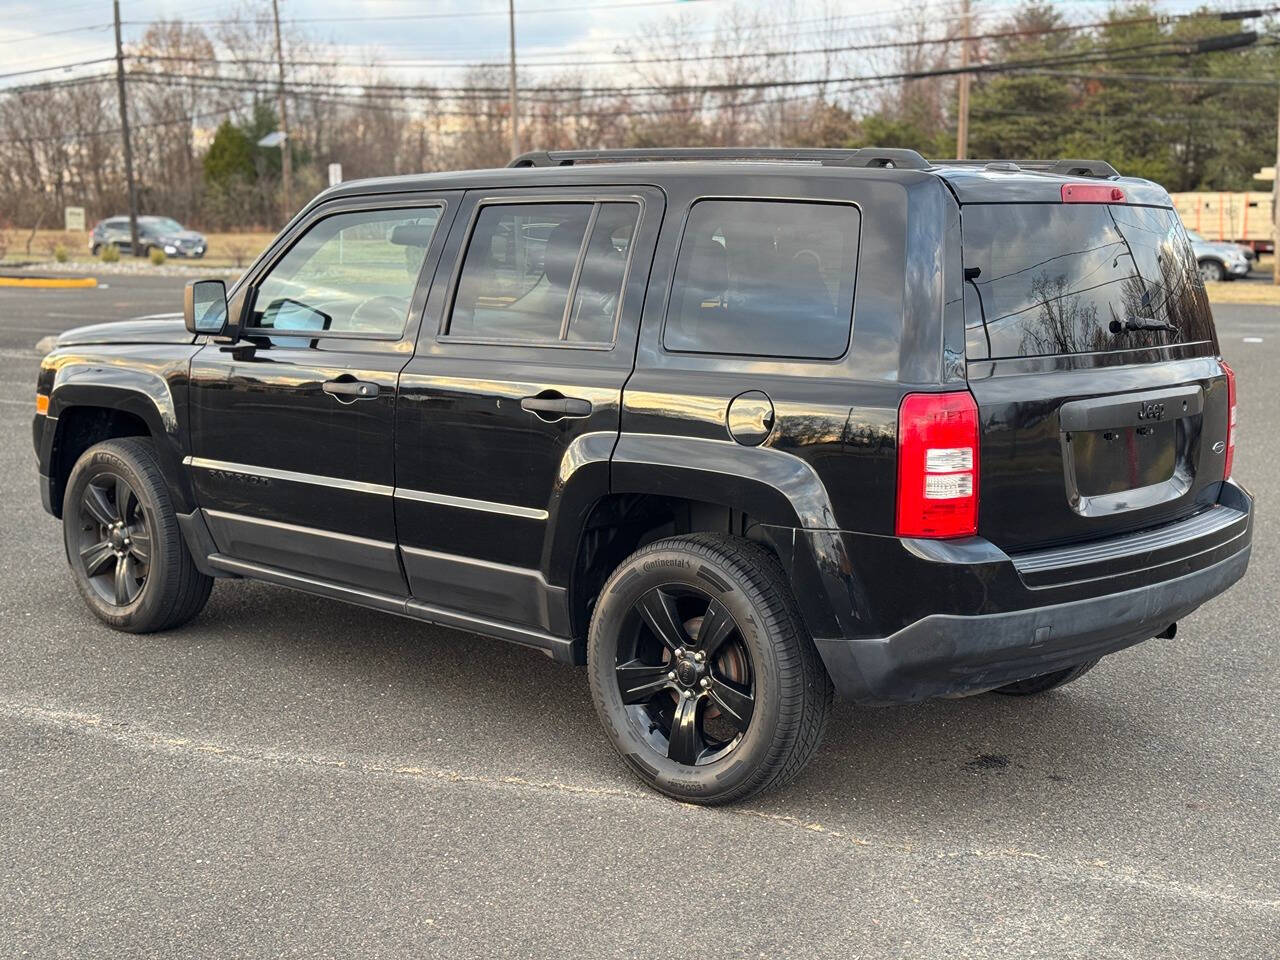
left=399, top=543, right=550, bottom=579
left=184, top=456, right=394, bottom=497
left=185, top=455, right=548, bottom=519
left=394, top=487, right=549, bottom=521
left=203, top=508, right=396, bottom=549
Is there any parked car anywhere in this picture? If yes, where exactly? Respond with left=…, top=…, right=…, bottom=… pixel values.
left=89, top=216, right=207, bottom=258
left=36, top=148, right=1252, bottom=803
left=1187, top=230, right=1251, bottom=282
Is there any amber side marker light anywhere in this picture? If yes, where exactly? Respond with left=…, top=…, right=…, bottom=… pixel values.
left=35, top=394, right=49, bottom=415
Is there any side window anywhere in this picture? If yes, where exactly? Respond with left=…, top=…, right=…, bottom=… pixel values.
left=250, top=206, right=441, bottom=339
left=447, top=200, right=639, bottom=344
left=663, top=199, right=860, bottom=359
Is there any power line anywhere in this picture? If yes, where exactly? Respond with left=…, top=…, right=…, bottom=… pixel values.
left=6, top=1, right=1264, bottom=85
left=0, top=57, right=117, bottom=83
left=120, top=6, right=1280, bottom=75
left=119, top=33, right=1264, bottom=103
left=1025, top=68, right=1279, bottom=86
left=0, top=98, right=259, bottom=146
left=0, top=23, right=113, bottom=46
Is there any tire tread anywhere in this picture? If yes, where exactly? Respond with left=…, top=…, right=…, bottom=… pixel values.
left=589, top=532, right=832, bottom=804
left=65, top=438, right=212, bottom=633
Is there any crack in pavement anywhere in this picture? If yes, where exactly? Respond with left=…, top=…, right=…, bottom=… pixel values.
left=4, top=696, right=1277, bottom=915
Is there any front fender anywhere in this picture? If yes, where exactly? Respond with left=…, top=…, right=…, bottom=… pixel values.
left=39, top=348, right=196, bottom=515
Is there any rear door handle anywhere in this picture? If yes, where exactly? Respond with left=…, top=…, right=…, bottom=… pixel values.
left=520, top=394, right=593, bottom=419
left=323, top=379, right=380, bottom=401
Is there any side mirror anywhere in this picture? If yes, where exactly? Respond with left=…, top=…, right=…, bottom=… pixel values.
left=184, top=279, right=229, bottom=336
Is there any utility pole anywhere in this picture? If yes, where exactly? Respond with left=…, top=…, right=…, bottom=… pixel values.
left=113, top=0, right=140, bottom=256
left=1273, top=80, right=1279, bottom=284
left=956, top=0, right=971, bottom=160
left=508, top=0, right=519, bottom=159
left=271, top=0, right=292, bottom=225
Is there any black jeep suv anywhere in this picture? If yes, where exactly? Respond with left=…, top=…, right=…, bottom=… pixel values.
left=34, top=148, right=1253, bottom=803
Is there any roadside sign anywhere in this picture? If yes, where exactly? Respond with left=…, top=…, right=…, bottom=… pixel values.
left=328, top=163, right=343, bottom=186
left=64, top=206, right=85, bottom=231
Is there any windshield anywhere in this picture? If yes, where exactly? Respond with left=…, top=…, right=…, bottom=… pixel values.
left=142, top=217, right=184, bottom=235
left=962, top=203, right=1216, bottom=360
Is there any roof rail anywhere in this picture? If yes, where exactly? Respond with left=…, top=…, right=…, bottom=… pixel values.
left=937, top=158, right=1121, bottom=178
left=508, top=147, right=931, bottom=170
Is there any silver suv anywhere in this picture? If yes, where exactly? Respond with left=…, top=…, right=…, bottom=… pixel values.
left=1187, top=230, right=1251, bottom=282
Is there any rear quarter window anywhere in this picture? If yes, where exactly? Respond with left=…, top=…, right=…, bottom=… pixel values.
left=663, top=199, right=860, bottom=359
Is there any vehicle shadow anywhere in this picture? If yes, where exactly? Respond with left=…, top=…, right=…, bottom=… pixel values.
left=171, top=578, right=1180, bottom=831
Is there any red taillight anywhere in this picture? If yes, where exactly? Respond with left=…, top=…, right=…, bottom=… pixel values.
left=1061, top=183, right=1126, bottom=204
left=896, top=391, right=979, bottom=539
left=1221, top=359, right=1237, bottom=479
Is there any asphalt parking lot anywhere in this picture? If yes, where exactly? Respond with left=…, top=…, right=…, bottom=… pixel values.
left=0, top=275, right=1276, bottom=958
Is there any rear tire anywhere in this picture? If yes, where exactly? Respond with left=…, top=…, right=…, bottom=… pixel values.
left=587, top=534, right=832, bottom=804
left=992, top=659, right=1099, bottom=696
left=62, top=438, right=213, bottom=633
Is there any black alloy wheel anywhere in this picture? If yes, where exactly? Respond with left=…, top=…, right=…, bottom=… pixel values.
left=616, top=583, right=756, bottom=767
left=74, top=472, right=152, bottom=607
left=588, top=534, right=831, bottom=804
left=62, top=438, right=213, bottom=632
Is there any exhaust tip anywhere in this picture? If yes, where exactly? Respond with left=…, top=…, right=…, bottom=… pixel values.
left=1156, top=622, right=1177, bottom=640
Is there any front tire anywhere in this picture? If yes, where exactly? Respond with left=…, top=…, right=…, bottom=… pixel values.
left=62, top=438, right=212, bottom=633
left=1198, top=259, right=1225, bottom=283
left=587, top=534, right=832, bottom=804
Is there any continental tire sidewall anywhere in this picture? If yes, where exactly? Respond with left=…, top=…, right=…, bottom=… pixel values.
left=62, top=442, right=173, bottom=631
left=588, top=541, right=788, bottom=803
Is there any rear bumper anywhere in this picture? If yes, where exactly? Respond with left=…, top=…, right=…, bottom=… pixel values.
left=815, top=542, right=1249, bottom=704
left=769, top=480, right=1253, bottom=705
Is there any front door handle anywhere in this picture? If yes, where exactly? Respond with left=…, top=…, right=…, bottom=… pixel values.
left=520, top=394, right=593, bottom=420
left=323, top=379, right=380, bottom=401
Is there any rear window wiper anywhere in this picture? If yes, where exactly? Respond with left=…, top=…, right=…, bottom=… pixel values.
left=1110, top=316, right=1178, bottom=335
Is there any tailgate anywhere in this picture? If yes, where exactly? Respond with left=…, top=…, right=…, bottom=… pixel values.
left=961, top=199, right=1229, bottom=552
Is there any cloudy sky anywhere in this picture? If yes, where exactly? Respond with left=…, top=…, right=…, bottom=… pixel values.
left=0, top=0, right=1229, bottom=93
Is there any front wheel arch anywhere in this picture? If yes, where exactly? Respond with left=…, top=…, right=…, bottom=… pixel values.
left=49, top=406, right=151, bottom=518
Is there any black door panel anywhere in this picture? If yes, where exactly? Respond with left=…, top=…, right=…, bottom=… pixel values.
left=187, top=192, right=458, bottom=593
left=394, top=185, right=664, bottom=632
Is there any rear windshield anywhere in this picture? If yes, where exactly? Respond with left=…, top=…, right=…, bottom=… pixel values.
left=962, top=203, right=1216, bottom=360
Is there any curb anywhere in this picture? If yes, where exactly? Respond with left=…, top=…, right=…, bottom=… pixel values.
left=0, top=275, right=98, bottom=289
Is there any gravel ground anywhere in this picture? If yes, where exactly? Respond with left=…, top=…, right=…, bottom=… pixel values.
left=0, top=275, right=1276, bottom=959
left=10, top=259, right=244, bottom=278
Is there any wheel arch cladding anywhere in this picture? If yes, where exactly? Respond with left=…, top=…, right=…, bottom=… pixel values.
left=610, top=434, right=838, bottom=529
left=45, top=363, right=193, bottom=517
